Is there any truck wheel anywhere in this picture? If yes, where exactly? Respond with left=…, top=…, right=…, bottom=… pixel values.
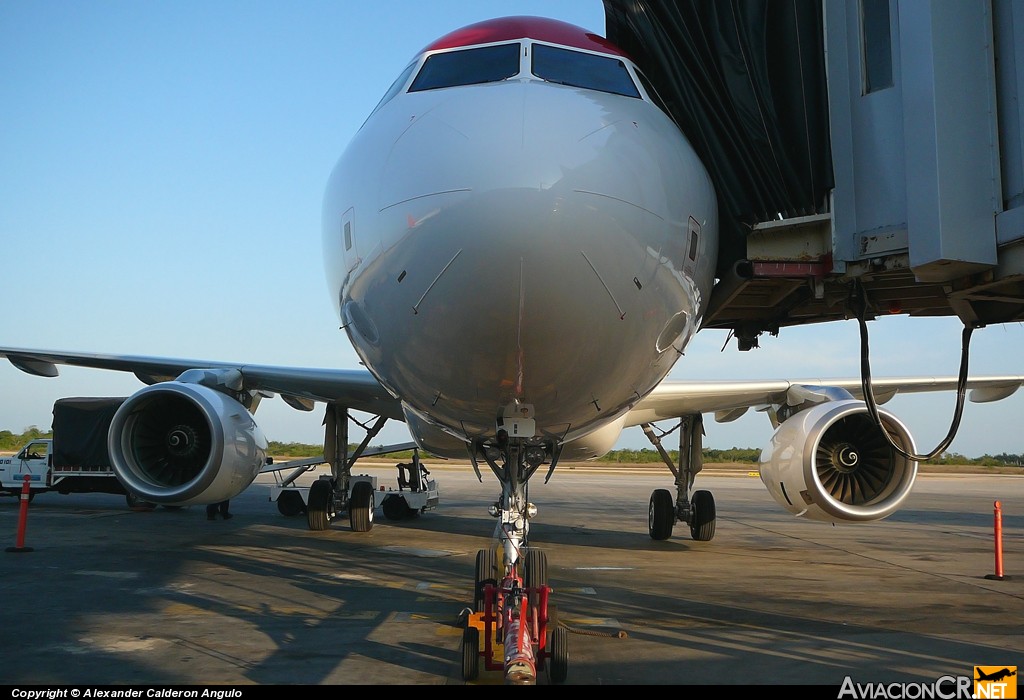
left=461, top=626, right=479, bottom=681
left=381, top=494, right=409, bottom=520
left=277, top=490, right=305, bottom=517
left=547, top=625, right=568, bottom=684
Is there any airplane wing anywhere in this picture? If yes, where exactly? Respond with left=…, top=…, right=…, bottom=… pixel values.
left=625, top=375, right=1024, bottom=426
left=0, top=346, right=404, bottom=420
left=6, top=345, right=1021, bottom=430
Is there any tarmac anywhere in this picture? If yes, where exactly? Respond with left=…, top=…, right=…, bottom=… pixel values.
left=0, top=462, right=1020, bottom=687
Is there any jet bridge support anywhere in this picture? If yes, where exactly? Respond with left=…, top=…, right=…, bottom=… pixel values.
left=642, top=414, right=716, bottom=542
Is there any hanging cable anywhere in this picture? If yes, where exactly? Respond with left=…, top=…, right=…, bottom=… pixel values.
left=854, top=281, right=974, bottom=461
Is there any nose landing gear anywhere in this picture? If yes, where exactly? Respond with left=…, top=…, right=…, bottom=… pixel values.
left=461, top=431, right=567, bottom=684
left=462, top=547, right=567, bottom=685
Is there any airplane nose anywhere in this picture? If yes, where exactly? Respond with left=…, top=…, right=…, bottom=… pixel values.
left=340, top=81, right=714, bottom=440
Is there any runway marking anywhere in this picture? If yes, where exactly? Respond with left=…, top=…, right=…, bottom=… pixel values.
left=416, top=582, right=462, bottom=590
left=575, top=566, right=633, bottom=571
left=564, top=616, right=621, bottom=627
left=326, top=572, right=375, bottom=581
left=74, top=570, right=140, bottom=579
left=556, top=586, right=597, bottom=595
left=379, top=545, right=456, bottom=557
left=392, top=611, right=461, bottom=623
left=160, top=600, right=381, bottom=618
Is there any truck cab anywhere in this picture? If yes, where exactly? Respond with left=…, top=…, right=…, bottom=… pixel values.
left=0, top=438, right=53, bottom=495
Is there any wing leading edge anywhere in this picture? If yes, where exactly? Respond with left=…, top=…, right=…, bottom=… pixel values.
left=0, top=346, right=404, bottom=420
left=625, top=376, right=1024, bottom=426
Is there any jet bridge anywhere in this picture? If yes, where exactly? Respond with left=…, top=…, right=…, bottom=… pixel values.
left=604, top=0, right=1024, bottom=350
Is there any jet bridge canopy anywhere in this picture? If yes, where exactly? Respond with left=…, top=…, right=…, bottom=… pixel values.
left=603, top=0, right=1024, bottom=347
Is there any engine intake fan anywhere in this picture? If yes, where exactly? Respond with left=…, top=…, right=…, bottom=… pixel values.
left=759, top=400, right=917, bottom=523
left=108, top=381, right=268, bottom=505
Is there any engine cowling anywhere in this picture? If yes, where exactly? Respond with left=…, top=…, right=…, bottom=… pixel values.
left=758, top=399, right=918, bottom=523
left=560, top=415, right=626, bottom=461
left=108, top=382, right=268, bottom=505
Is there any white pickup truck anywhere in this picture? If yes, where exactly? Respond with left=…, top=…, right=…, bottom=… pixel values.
left=0, top=397, right=145, bottom=507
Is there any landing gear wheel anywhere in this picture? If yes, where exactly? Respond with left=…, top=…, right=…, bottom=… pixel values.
left=381, top=494, right=410, bottom=521
left=461, top=625, right=480, bottom=681
left=306, top=479, right=335, bottom=531
left=525, top=548, right=547, bottom=588
left=648, top=488, right=674, bottom=540
left=689, top=489, right=716, bottom=541
left=276, top=490, right=305, bottom=516
left=474, top=547, right=497, bottom=612
left=525, top=547, right=548, bottom=610
left=349, top=480, right=375, bottom=532
left=547, top=624, right=568, bottom=684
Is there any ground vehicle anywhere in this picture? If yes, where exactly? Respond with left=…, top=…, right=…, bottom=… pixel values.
left=0, top=397, right=143, bottom=507
left=463, top=547, right=567, bottom=685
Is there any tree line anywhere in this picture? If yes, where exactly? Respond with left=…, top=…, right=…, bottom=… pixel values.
left=3, top=429, right=1022, bottom=466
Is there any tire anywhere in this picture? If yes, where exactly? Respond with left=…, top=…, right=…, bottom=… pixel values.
left=648, top=489, right=674, bottom=540
left=277, top=490, right=305, bottom=517
left=524, top=548, right=548, bottom=612
left=474, top=547, right=497, bottom=612
left=306, top=479, right=335, bottom=531
left=547, top=624, right=568, bottom=684
left=462, top=625, right=480, bottom=681
left=349, top=480, right=375, bottom=532
left=689, top=489, right=716, bottom=541
left=381, top=494, right=409, bottom=521
left=524, top=548, right=547, bottom=589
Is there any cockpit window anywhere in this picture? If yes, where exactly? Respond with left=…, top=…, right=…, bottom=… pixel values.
left=636, top=69, right=675, bottom=118
left=531, top=44, right=640, bottom=98
left=370, top=60, right=418, bottom=115
left=409, top=43, right=521, bottom=92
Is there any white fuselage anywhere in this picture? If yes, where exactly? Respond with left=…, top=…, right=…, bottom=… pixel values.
left=322, top=35, right=718, bottom=455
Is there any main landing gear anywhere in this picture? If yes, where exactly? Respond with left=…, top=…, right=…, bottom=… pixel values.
left=305, top=404, right=388, bottom=533
left=461, top=431, right=568, bottom=685
left=642, top=414, right=717, bottom=542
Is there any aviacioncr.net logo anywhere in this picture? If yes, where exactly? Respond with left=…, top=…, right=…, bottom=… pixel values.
left=838, top=675, right=973, bottom=699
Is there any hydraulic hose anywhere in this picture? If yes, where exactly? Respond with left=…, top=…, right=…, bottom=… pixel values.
left=854, top=282, right=973, bottom=461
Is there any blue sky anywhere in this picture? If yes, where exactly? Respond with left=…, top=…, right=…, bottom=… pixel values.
left=2, top=1, right=1022, bottom=458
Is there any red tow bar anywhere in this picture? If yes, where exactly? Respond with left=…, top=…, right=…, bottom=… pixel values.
left=6, top=474, right=35, bottom=553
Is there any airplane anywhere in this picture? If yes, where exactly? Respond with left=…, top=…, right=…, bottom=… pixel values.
left=3, top=14, right=1024, bottom=684
left=976, top=668, right=1017, bottom=682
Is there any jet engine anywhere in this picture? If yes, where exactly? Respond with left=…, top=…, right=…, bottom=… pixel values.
left=108, top=381, right=268, bottom=505
left=758, top=399, right=918, bottom=523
